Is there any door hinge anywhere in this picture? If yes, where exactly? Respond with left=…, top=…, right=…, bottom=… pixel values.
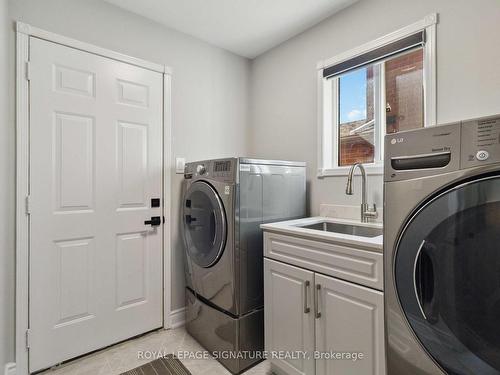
left=25, top=195, right=31, bottom=215
left=25, top=61, right=31, bottom=81
left=25, top=329, right=31, bottom=349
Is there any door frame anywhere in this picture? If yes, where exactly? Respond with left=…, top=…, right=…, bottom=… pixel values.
left=15, top=22, right=173, bottom=375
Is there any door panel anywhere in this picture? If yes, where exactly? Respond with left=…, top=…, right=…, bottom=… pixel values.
left=29, top=37, right=164, bottom=372
left=55, top=237, right=95, bottom=326
left=117, top=121, right=148, bottom=208
left=116, top=232, right=148, bottom=309
left=396, top=175, right=500, bottom=375
left=264, top=259, right=315, bottom=375
left=315, top=274, right=385, bottom=375
left=54, top=112, right=95, bottom=211
left=117, top=79, right=150, bottom=107
left=54, top=64, right=95, bottom=97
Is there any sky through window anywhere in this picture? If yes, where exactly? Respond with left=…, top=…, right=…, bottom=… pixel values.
left=339, top=67, right=367, bottom=124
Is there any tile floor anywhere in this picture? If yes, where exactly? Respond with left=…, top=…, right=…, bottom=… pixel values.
left=39, top=327, right=272, bottom=375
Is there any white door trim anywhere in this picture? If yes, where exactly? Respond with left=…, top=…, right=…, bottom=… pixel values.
left=15, top=26, right=30, bottom=375
left=163, top=74, right=173, bottom=330
left=15, top=22, right=173, bottom=375
left=16, top=22, right=171, bottom=74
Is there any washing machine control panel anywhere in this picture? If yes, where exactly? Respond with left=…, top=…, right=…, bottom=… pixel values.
left=385, top=115, right=500, bottom=181
left=184, top=159, right=237, bottom=182
left=385, top=122, right=461, bottom=182
left=461, top=115, right=500, bottom=168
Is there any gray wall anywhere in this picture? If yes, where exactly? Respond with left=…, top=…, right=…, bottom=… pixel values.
left=248, top=0, right=500, bottom=215
left=4, top=0, right=250, bottom=366
left=1, top=0, right=13, bottom=370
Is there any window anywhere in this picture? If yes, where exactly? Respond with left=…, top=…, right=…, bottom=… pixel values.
left=338, top=65, right=376, bottom=166
left=318, top=15, right=437, bottom=176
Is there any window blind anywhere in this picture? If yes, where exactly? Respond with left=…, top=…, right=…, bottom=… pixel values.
left=323, top=31, right=425, bottom=78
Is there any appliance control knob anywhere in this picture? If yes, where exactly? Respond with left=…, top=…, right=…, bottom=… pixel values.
left=196, top=165, right=206, bottom=175
left=476, top=150, right=490, bottom=161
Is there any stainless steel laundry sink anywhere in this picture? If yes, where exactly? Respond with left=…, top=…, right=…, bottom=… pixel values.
left=298, top=221, right=382, bottom=238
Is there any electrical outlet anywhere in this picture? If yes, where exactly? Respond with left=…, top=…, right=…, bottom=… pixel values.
left=4, top=363, right=16, bottom=375
left=175, top=157, right=186, bottom=174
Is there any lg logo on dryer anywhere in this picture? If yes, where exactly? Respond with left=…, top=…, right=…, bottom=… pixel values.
left=390, top=137, right=404, bottom=145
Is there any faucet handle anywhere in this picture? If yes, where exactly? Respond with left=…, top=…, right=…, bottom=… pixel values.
left=364, top=203, right=378, bottom=219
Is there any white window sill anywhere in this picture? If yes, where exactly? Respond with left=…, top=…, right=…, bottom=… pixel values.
left=317, top=163, right=384, bottom=177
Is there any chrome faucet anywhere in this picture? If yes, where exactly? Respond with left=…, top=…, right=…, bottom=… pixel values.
left=345, top=163, right=378, bottom=223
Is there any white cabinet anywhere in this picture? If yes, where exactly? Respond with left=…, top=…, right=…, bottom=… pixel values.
left=264, top=252, right=386, bottom=375
left=315, top=273, right=385, bottom=375
left=264, top=259, right=315, bottom=375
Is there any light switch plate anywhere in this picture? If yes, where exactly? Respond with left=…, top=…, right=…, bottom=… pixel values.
left=175, top=157, right=186, bottom=174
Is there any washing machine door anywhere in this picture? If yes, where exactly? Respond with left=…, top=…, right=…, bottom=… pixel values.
left=183, top=181, right=227, bottom=268
left=395, top=174, right=500, bottom=375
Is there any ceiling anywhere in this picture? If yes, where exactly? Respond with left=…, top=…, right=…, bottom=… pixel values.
left=104, top=0, right=357, bottom=58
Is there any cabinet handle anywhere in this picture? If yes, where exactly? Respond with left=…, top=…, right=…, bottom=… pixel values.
left=315, top=284, right=321, bottom=319
left=304, top=280, right=311, bottom=313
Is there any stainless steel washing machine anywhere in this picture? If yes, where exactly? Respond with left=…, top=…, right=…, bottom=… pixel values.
left=181, top=157, right=306, bottom=374
left=384, top=115, right=500, bottom=375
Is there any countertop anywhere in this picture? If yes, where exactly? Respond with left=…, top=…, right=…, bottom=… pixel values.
left=261, top=216, right=383, bottom=252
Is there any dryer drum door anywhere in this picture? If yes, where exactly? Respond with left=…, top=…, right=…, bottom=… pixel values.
left=395, top=175, right=500, bottom=375
left=183, top=181, right=227, bottom=268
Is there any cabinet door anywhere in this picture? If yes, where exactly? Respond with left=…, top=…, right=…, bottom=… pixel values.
left=315, top=274, right=386, bottom=375
left=264, top=259, right=315, bottom=375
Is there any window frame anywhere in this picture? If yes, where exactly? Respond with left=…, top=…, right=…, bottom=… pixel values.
left=317, top=14, right=438, bottom=177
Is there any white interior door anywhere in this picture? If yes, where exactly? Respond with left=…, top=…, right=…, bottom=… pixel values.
left=29, top=37, right=164, bottom=372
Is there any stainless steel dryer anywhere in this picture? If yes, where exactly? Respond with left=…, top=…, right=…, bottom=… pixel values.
left=384, top=115, right=500, bottom=375
left=181, top=157, right=306, bottom=374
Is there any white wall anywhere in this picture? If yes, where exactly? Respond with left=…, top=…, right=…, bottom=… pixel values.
left=1, top=0, right=13, bottom=370
left=249, top=0, right=500, bottom=215
left=4, top=0, right=250, bottom=366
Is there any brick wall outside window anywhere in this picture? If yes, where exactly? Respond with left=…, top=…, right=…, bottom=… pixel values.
left=385, top=49, right=424, bottom=133
left=339, top=119, right=375, bottom=166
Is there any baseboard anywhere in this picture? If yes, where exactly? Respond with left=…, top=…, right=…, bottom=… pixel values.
left=169, top=307, right=186, bottom=329
left=4, top=363, right=16, bottom=375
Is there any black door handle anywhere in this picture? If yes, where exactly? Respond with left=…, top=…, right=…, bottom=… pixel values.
left=144, top=216, right=161, bottom=226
